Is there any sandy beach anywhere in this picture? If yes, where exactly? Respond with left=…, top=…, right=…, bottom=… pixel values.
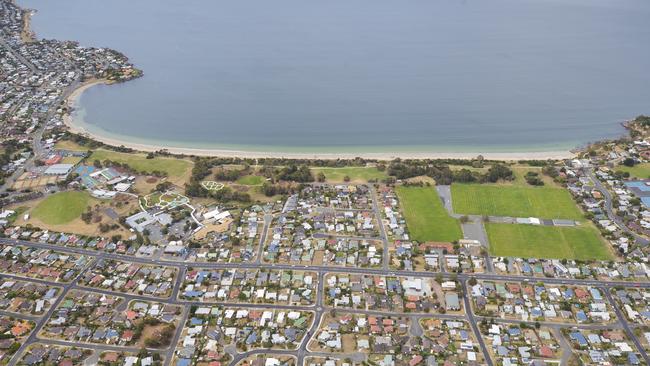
left=20, top=8, right=35, bottom=43
left=62, top=82, right=576, bottom=161
left=63, top=78, right=112, bottom=132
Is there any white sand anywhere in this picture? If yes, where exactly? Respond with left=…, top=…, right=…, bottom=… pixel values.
left=63, top=82, right=575, bottom=161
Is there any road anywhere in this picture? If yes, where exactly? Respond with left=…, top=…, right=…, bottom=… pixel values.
left=0, top=31, right=645, bottom=363
left=436, top=185, right=494, bottom=272
left=2, top=230, right=650, bottom=365
left=255, top=214, right=274, bottom=265
left=587, top=168, right=649, bottom=246
left=369, top=185, right=391, bottom=270
left=7, top=258, right=97, bottom=366
left=1, top=184, right=650, bottom=365
left=3, top=237, right=650, bottom=290
left=0, top=77, right=82, bottom=195
left=0, top=25, right=83, bottom=195
left=603, top=287, right=650, bottom=364
left=461, top=279, right=493, bottom=366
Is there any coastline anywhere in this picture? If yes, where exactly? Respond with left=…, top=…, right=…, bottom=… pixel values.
left=62, top=91, right=574, bottom=161
left=32, top=0, right=627, bottom=163
left=62, top=82, right=575, bottom=161
left=20, top=6, right=35, bottom=43
left=62, top=78, right=113, bottom=135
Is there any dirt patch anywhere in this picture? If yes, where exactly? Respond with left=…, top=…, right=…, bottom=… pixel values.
left=132, top=176, right=160, bottom=195
left=341, top=334, right=357, bottom=353
left=312, top=251, right=325, bottom=266
left=194, top=217, right=234, bottom=240
left=404, top=176, right=437, bottom=185
left=137, top=323, right=171, bottom=348
left=12, top=173, right=58, bottom=190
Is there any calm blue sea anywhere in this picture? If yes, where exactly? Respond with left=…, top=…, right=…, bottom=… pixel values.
left=20, top=0, right=650, bottom=153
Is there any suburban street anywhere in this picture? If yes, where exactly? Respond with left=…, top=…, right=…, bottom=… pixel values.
left=2, top=214, right=649, bottom=366
left=587, top=168, right=650, bottom=246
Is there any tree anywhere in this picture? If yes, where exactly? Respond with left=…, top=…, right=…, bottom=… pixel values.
left=317, top=172, right=326, bottom=182
left=524, top=171, right=544, bottom=186
left=635, top=115, right=650, bottom=127
left=542, top=165, right=559, bottom=178
left=343, top=175, right=351, bottom=182
left=277, top=165, right=314, bottom=182
left=484, top=164, right=514, bottom=183
left=453, top=169, right=477, bottom=183
left=80, top=207, right=92, bottom=224
left=623, top=158, right=636, bottom=167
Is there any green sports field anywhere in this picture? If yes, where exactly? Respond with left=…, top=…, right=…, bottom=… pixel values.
left=451, top=184, right=583, bottom=220
left=90, top=150, right=193, bottom=179
left=396, top=186, right=462, bottom=242
left=485, top=223, right=611, bottom=260
left=310, top=167, right=387, bottom=183
left=32, top=191, right=91, bottom=225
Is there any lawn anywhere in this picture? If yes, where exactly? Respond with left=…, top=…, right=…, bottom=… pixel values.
left=510, top=166, right=558, bottom=187
left=485, top=223, right=611, bottom=260
left=31, top=191, right=91, bottom=225
left=451, top=184, right=583, bottom=220
left=61, top=156, right=83, bottom=165
left=54, top=140, right=89, bottom=152
left=236, top=175, right=264, bottom=185
left=396, top=186, right=462, bottom=242
left=90, top=150, right=193, bottom=180
left=311, top=167, right=387, bottom=183
left=617, top=163, right=650, bottom=179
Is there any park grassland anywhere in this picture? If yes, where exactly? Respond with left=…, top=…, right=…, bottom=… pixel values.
left=617, top=163, right=650, bottom=179
left=53, top=139, right=88, bottom=152
left=310, top=167, right=387, bottom=183
left=451, top=184, right=583, bottom=220
left=90, top=149, right=193, bottom=180
left=236, top=175, right=264, bottom=185
left=396, top=186, right=462, bottom=242
left=485, top=223, right=611, bottom=260
left=31, top=191, right=91, bottom=225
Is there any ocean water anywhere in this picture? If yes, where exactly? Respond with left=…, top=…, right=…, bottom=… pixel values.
left=20, top=0, right=650, bottom=153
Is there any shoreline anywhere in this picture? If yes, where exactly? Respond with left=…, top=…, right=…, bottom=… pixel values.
left=19, top=5, right=35, bottom=43
left=62, top=82, right=576, bottom=161
left=19, top=0, right=637, bottom=162
left=62, top=78, right=112, bottom=134
left=62, top=92, right=574, bottom=161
